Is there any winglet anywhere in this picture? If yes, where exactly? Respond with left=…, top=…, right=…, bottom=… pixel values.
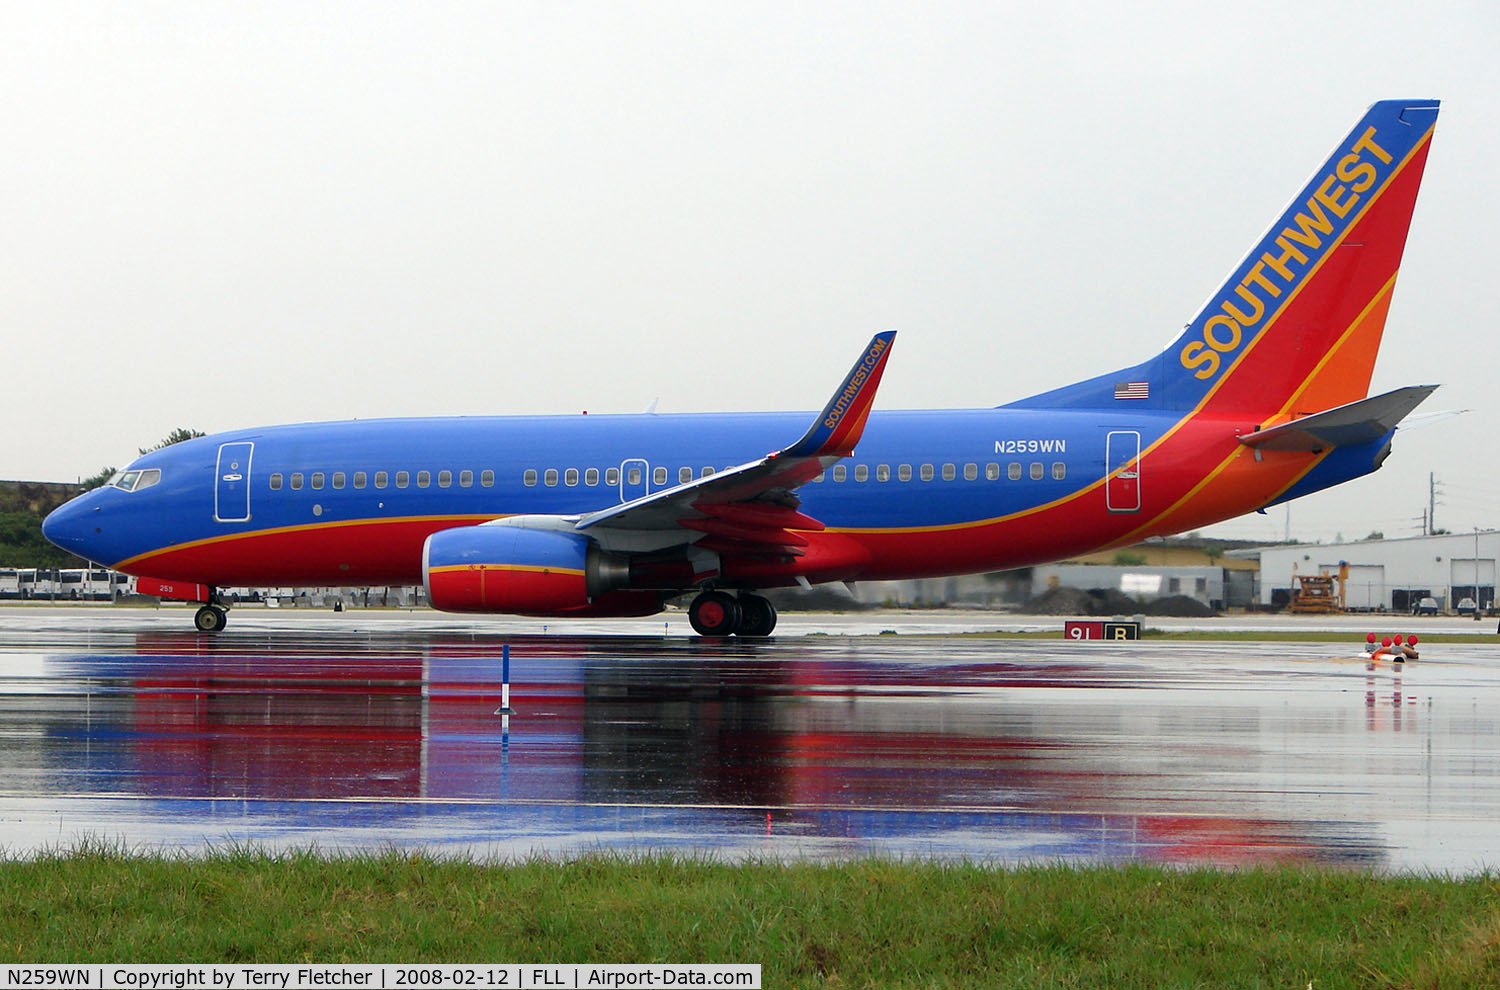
left=783, top=331, right=896, bottom=458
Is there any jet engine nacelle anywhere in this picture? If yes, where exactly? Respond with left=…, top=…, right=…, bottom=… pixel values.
left=423, top=525, right=655, bottom=616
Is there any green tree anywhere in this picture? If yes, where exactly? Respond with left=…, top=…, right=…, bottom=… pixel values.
left=1112, top=551, right=1147, bottom=566
left=0, top=511, right=84, bottom=567
left=3, top=428, right=207, bottom=566
left=79, top=428, right=205, bottom=491
left=81, top=466, right=116, bottom=492
left=139, top=428, right=206, bottom=455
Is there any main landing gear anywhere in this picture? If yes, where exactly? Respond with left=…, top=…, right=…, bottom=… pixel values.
left=688, top=590, right=777, bottom=637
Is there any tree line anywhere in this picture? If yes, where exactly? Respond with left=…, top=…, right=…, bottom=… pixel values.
left=1, top=429, right=205, bottom=568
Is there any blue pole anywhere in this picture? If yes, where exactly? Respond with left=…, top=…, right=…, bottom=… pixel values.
left=500, top=643, right=512, bottom=755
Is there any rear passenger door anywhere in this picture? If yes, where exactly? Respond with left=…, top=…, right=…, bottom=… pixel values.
left=1105, top=431, right=1141, bottom=513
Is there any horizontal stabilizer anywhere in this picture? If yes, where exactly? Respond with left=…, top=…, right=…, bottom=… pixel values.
left=1237, top=385, right=1438, bottom=452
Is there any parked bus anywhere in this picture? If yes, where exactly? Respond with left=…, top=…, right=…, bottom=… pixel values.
left=18, top=569, right=60, bottom=599
left=59, top=568, right=116, bottom=601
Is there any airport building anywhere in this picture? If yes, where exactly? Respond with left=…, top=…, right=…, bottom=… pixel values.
left=1029, top=564, right=1251, bottom=610
left=1241, top=530, right=1499, bottom=613
left=851, top=558, right=1257, bottom=612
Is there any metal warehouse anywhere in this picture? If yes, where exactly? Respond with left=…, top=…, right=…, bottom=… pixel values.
left=1249, top=530, right=1497, bottom=613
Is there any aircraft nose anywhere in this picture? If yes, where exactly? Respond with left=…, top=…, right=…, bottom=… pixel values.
left=42, top=495, right=94, bottom=553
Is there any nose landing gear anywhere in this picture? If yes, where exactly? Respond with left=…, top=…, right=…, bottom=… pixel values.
left=688, top=590, right=777, bottom=637
left=191, top=589, right=230, bottom=632
left=193, top=604, right=228, bottom=632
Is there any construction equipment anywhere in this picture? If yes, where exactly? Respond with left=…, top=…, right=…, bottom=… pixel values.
left=1289, top=562, right=1348, bottom=614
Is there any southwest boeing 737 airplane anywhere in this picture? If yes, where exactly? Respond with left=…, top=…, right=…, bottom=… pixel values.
left=45, top=99, right=1441, bottom=636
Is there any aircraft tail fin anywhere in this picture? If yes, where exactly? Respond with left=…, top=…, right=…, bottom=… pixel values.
left=1005, top=99, right=1439, bottom=418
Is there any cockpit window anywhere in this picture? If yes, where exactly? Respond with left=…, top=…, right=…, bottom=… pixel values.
left=111, top=468, right=161, bottom=493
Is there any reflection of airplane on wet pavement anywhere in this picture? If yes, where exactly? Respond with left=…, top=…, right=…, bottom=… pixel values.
left=26, top=633, right=1379, bottom=866
left=45, top=101, right=1441, bottom=636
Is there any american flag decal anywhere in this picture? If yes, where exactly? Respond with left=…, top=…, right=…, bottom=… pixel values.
left=1114, top=381, right=1149, bottom=400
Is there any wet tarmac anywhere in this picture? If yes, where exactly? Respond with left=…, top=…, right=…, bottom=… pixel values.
left=1, top=606, right=1497, bottom=872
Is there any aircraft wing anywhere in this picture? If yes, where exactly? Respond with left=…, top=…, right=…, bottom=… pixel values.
left=575, top=331, right=895, bottom=542
left=1236, top=385, right=1438, bottom=452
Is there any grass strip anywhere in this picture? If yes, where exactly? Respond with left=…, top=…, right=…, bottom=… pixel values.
left=1, top=845, right=1498, bottom=987
left=946, top=628, right=1500, bottom=643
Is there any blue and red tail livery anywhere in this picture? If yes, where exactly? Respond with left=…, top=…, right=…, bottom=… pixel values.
left=1008, top=99, right=1438, bottom=417
left=44, top=101, right=1443, bottom=635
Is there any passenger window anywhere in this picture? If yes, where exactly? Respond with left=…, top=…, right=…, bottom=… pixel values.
left=524, top=469, right=538, bottom=487
left=876, top=464, right=891, bottom=482
left=919, top=464, right=934, bottom=482
left=439, top=470, right=453, bottom=488
left=606, top=467, right=620, bottom=486
left=985, top=463, right=1000, bottom=481
left=653, top=466, right=667, bottom=486
left=813, top=472, right=825, bottom=483
left=332, top=472, right=346, bottom=489
left=964, top=463, right=978, bottom=481
left=898, top=464, right=912, bottom=482
left=1008, top=463, right=1022, bottom=481
left=459, top=470, right=472, bottom=488
left=375, top=471, right=389, bottom=489
left=832, top=465, right=847, bottom=482
left=396, top=471, right=410, bottom=488
left=290, top=473, right=304, bottom=491
left=269, top=473, right=284, bottom=491
left=544, top=469, right=559, bottom=486
left=585, top=468, right=599, bottom=486
left=943, top=464, right=957, bottom=481
left=1030, top=462, right=1044, bottom=480
left=701, top=467, right=714, bottom=477
left=354, top=472, right=367, bottom=489
left=679, top=466, right=692, bottom=484
left=854, top=464, right=869, bottom=482
left=416, top=471, right=430, bottom=488
left=565, top=468, right=579, bottom=487
left=481, top=470, right=494, bottom=487
left=311, top=472, right=325, bottom=490
left=1052, top=462, right=1066, bottom=480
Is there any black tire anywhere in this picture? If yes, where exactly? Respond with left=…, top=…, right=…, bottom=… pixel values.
left=736, top=594, right=778, bottom=637
left=689, top=591, right=742, bottom=636
left=194, top=605, right=227, bottom=633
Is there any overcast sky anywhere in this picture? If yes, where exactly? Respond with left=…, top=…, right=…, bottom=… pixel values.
left=5, top=0, right=1496, bottom=544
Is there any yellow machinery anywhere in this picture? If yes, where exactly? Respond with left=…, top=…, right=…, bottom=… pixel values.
left=1288, top=562, right=1348, bottom=614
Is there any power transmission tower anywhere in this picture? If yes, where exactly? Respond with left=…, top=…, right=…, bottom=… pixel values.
left=1428, top=472, right=1446, bottom=534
